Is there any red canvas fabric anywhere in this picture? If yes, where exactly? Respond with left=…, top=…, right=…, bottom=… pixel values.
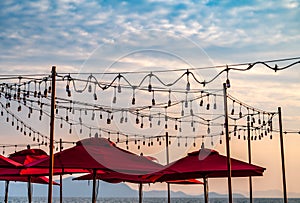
left=27, top=138, right=165, bottom=175
left=0, top=155, right=21, bottom=168
left=148, top=148, right=265, bottom=182
left=0, top=148, right=87, bottom=176
left=0, top=149, right=59, bottom=184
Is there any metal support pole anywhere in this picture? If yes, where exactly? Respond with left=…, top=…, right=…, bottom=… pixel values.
left=28, top=176, right=32, bottom=203
left=278, top=107, right=288, bottom=203
left=60, top=138, right=63, bottom=203
left=203, top=177, right=209, bottom=203
left=48, top=66, right=56, bottom=203
left=4, top=181, right=9, bottom=203
left=165, top=132, right=171, bottom=203
left=223, top=83, right=232, bottom=203
left=139, top=183, right=143, bottom=203
left=247, top=119, right=253, bottom=203
left=92, top=169, right=97, bottom=203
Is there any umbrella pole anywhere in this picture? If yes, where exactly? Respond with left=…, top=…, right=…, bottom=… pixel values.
left=48, top=66, right=57, bottom=203
left=247, top=119, right=253, bottom=203
left=203, top=178, right=208, bottom=203
left=139, top=183, right=143, bottom=203
left=60, top=138, right=63, bottom=203
left=28, top=176, right=32, bottom=203
left=4, top=180, right=9, bottom=203
left=223, top=83, right=232, bottom=203
left=278, top=107, right=288, bottom=203
left=165, top=132, right=171, bottom=203
left=92, top=169, right=97, bottom=203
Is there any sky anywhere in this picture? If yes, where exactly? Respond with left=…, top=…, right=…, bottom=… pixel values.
left=0, top=0, right=300, bottom=199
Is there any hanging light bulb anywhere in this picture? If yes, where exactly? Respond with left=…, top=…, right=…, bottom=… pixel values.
left=213, top=94, right=217, bottom=109
left=186, top=70, right=190, bottom=91
left=17, top=103, right=21, bottom=112
left=91, top=110, right=95, bottom=121
left=120, top=111, right=124, bottom=123
left=205, top=93, right=210, bottom=110
left=80, top=125, right=83, bottom=134
left=125, top=111, right=128, bottom=123
left=112, top=86, right=117, bottom=104
left=107, top=113, right=111, bottom=124
left=239, top=103, right=243, bottom=118
left=258, top=112, right=261, bottom=124
left=148, top=73, right=152, bottom=92
left=88, top=82, right=92, bottom=93
left=43, top=80, right=48, bottom=97
left=152, top=90, right=155, bottom=106
left=179, top=120, right=182, bottom=132
left=226, top=67, right=231, bottom=88
left=69, top=123, right=72, bottom=134
left=60, top=118, right=63, bottom=128
left=181, top=101, right=184, bottom=116
left=190, top=100, right=194, bottom=116
left=65, top=108, right=69, bottom=121
left=132, top=87, right=136, bottom=105
left=168, top=90, right=171, bottom=106
left=117, top=74, right=122, bottom=93
left=143, top=137, right=146, bottom=145
left=140, top=116, right=144, bottom=128
left=66, top=80, right=71, bottom=97
left=185, top=92, right=188, bottom=108
left=157, top=112, right=161, bottom=126
left=136, top=111, right=140, bottom=125
left=231, top=100, right=235, bottom=115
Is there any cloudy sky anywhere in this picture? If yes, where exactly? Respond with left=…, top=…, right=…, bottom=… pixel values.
left=1, top=0, right=300, bottom=198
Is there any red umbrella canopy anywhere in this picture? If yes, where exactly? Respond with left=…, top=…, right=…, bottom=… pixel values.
left=0, top=148, right=86, bottom=176
left=9, top=149, right=48, bottom=165
left=27, top=138, right=165, bottom=175
left=0, top=149, right=60, bottom=185
left=0, top=155, right=22, bottom=168
left=149, top=148, right=266, bottom=182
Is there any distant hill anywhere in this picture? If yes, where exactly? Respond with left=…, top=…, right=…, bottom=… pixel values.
left=6, top=176, right=300, bottom=199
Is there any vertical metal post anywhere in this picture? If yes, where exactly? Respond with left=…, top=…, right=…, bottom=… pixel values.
left=203, top=177, right=209, bottom=203
left=139, top=183, right=143, bottom=203
left=165, top=132, right=171, bottom=203
left=247, top=119, right=253, bottom=203
left=60, top=138, right=63, bottom=203
left=5, top=181, right=9, bottom=203
left=48, top=66, right=56, bottom=203
left=223, top=83, right=232, bottom=203
left=278, top=107, right=288, bottom=203
left=92, top=169, right=97, bottom=203
left=28, top=176, right=32, bottom=203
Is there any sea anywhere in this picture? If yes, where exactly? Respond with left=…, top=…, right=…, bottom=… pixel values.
left=0, top=198, right=300, bottom=203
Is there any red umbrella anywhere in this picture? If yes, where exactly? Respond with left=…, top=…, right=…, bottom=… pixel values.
left=0, top=155, right=22, bottom=168
left=27, top=138, right=167, bottom=203
left=0, top=148, right=60, bottom=203
left=149, top=148, right=265, bottom=181
left=27, top=138, right=164, bottom=173
left=147, top=148, right=265, bottom=203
